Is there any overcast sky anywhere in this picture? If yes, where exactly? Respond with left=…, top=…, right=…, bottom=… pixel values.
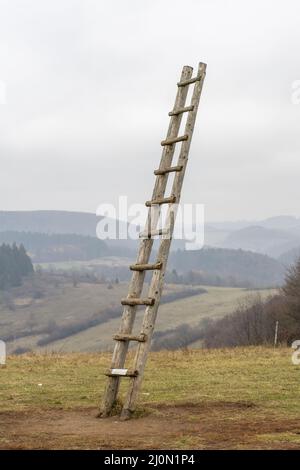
left=0, top=0, right=299, bottom=221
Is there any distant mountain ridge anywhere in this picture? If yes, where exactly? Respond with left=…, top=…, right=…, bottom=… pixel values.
left=209, top=215, right=300, bottom=232
left=206, top=216, right=300, bottom=258
left=257, top=215, right=300, bottom=231
left=0, top=231, right=109, bottom=263
left=0, top=210, right=104, bottom=236
left=0, top=210, right=138, bottom=253
left=1, top=210, right=299, bottom=260
left=221, top=225, right=300, bottom=258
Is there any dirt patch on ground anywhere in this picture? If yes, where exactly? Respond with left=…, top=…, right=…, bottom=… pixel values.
left=1, top=402, right=300, bottom=450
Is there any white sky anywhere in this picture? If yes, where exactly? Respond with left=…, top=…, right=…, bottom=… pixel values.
left=0, top=0, right=299, bottom=221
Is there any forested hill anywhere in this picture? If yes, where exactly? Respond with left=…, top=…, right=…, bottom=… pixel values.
left=0, top=232, right=109, bottom=263
left=169, top=247, right=285, bottom=288
left=0, top=210, right=98, bottom=236
left=0, top=244, right=33, bottom=289
left=0, top=210, right=137, bottom=254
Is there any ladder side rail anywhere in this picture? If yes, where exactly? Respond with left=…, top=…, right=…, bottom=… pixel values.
left=170, top=63, right=206, bottom=206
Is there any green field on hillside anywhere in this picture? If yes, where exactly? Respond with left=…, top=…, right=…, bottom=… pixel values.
left=0, top=274, right=275, bottom=353
left=0, top=276, right=189, bottom=352
left=42, top=286, right=275, bottom=352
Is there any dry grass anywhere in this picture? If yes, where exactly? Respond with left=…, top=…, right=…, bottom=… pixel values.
left=0, top=347, right=298, bottom=413
left=1, top=347, right=300, bottom=449
left=0, top=280, right=191, bottom=353
left=34, top=286, right=275, bottom=353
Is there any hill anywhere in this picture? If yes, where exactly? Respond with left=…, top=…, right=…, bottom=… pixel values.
left=0, top=231, right=109, bottom=263
left=0, top=210, right=137, bottom=253
left=170, top=247, right=285, bottom=287
left=36, top=285, right=273, bottom=353
left=252, top=215, right=300, bottom=232
left=0, top=210, right=101, bottom=235
left=0, top=272, right=274, bottom=354
left=257, top=215, right=300, bottom=231
left=1, top=348, right=299, bottom=449
left=205, top=216, right=300, bottom=256
left=208, top=215, right=300, bottom=232
left=221, top=225, right=300, bottom=258
left=2, top=210, right=300, bottom=259
left=279, top=246, right=300, bottom=266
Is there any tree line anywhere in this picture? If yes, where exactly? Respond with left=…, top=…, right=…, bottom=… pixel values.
left=199, top=258, right=300, bottom=348
left=151, top=258, right=300, bottom=351
left=166, top=268, right=253, bottom=288
left=0, top=243, right=33, bottom=289
left=169, top=247, right=285, bottom=288
left=0, top=231, right=109, bottom=263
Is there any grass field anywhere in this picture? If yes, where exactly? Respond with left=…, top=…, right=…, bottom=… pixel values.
left=1, top=277, right=275, bottom=353
left=34, top=256, right=134, bottom=270
left=0, top=347, right=299, bottom=449
left=0, top=276, right=194, bottom=352
left=36, top=285, right=275, bottom=352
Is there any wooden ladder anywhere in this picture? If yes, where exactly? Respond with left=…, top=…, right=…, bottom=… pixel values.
left=99, top=62, right=207, bottom=420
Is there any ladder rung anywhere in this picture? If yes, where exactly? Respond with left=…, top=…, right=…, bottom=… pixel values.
left=177, top=75, right=202, bottom=87
left=105, top=368, right=138, bottom=377
left=130, top=262, right=163, bottom=271
left=154, top=165, right=183, bottom=176
left=113, top=333, right=147, bottom=342
left=121, top=297, right=155, bottom=306
left=168, top=105, right=194, bottom=116
left=161, top=134, right=188, bottom=146
left=139, top=228, right=169, bottom=238
left=145, top=196, right=176, bottom=207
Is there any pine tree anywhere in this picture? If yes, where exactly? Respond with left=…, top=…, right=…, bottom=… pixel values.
left=0, top=243, right=33, bottom=290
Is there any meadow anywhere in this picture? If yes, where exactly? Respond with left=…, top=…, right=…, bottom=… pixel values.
left=0, top=347, right=299, bottom=449
left=0, top=273, right=275, bottom=353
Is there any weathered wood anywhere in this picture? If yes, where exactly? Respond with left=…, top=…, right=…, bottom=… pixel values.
left=177, top=74, right=202, bottom=87
left=130, top=262, right=162, bottom=271
left=113, top=333, right=147, bottom=342
left=120, top=63, right=207, bottom=420
left=161, top=134, right=188, bottom=146
left=121, top=297, right=155, bottom=306
left=154, top=165, right=183, bottom=176
left=105, top=369, right=138, bottom=377
left=99, top=64, right=200, bottom=419
left=145, top=196, right=176, bottom=207
left=139, top=228, right=169, bottom=238
left=168, top=105, right=194, bottom=116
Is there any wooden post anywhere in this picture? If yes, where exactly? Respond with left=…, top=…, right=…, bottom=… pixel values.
left=274, top=321, right=279, bottom=347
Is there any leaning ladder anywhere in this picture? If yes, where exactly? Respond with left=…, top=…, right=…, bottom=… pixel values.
left=100, top=62, right=206, bottom=420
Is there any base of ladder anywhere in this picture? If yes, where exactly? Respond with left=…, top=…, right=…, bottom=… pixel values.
left=120, top=408, right=133, bottom=421
left=97, top=406, right=114, bottom=418
left=98, top=407, right=133, bottom=421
